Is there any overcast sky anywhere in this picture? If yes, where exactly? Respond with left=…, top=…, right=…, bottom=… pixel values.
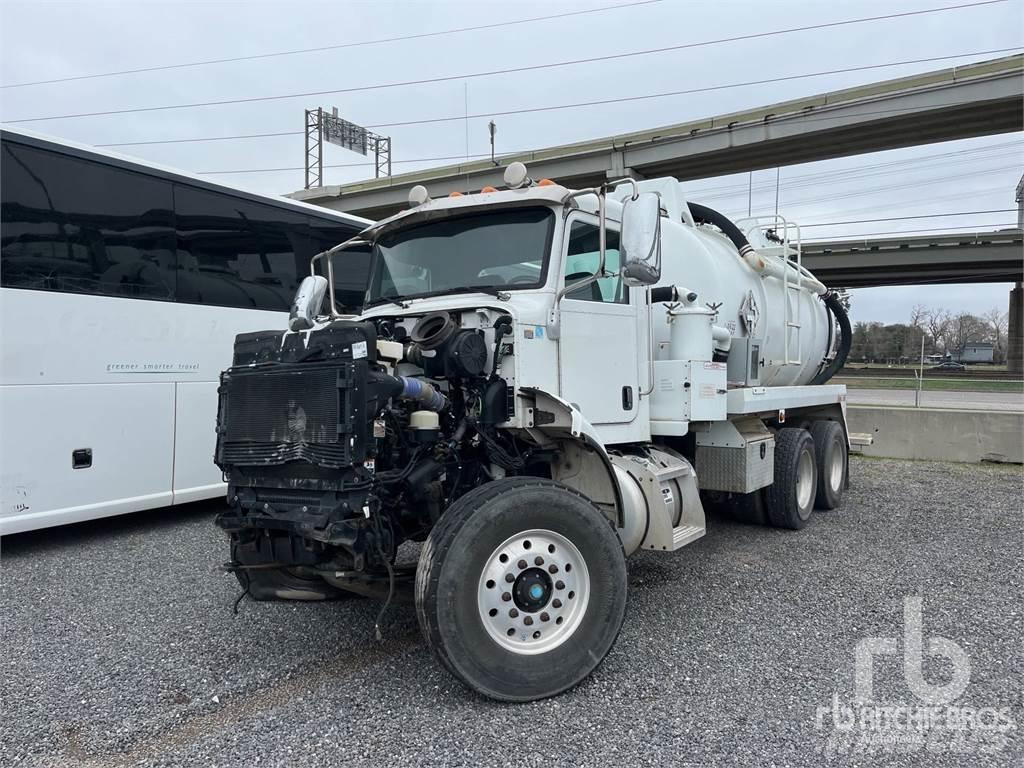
left=1, top=0, right=1021, bottom=323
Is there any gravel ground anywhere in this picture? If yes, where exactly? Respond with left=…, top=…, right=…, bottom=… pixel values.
left=2, top=457, right=1021, bottom=767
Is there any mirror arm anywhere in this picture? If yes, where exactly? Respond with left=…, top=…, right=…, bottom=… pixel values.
left=309, top=235, right=367, bottom=320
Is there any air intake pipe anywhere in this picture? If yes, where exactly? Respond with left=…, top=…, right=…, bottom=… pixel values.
left=395, top=376, right=449, bottom=411
left=372, top=373, right=450, bottom=411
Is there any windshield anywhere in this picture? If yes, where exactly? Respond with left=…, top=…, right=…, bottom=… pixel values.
left=366, top=207, right=554, bottom=304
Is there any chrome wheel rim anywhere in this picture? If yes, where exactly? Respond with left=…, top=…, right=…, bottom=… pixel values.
left=796, top=448, right=815, bottom=515
left=477, top=529, right=590, bottom=655
left=829, top=441, right=845, bottom=492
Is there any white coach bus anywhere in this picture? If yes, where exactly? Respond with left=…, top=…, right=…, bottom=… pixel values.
left=0, top=127, right=370, bottom=535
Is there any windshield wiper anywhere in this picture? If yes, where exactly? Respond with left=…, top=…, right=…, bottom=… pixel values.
left=364, top=296, right=411, bottom=310
left=365, top=285, right=510, bottom=308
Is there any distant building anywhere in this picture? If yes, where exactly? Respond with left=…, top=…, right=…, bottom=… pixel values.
left=956, top=341, right=994, bottom=364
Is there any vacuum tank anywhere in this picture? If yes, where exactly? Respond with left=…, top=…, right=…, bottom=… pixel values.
left=613, top=180, right=848, bottom=387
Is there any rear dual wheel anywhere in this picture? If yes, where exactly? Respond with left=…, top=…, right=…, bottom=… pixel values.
left=415, top=478, right=627, bottom=702
left=765, top=422, right=848, bottom=530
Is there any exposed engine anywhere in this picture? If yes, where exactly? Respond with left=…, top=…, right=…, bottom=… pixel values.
left=214, top=309, right=536, bottom=587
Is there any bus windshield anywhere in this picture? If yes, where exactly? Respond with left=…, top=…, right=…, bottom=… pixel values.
left=366, top=207, right=554, bottom=305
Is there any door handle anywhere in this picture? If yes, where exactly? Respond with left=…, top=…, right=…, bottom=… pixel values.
left=622, top=386, right=634, bottom=411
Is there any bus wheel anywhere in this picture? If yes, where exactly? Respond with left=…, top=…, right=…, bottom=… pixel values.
left=811, top=421, right=847, bottom=510
left=765, top=428, right=817, bottom=530
left=415, top=478, right=627, bottom=702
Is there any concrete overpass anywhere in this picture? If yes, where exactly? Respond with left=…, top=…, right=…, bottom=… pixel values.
left=802, top=229, right=1024, bottom=288
left=292, top=54, right=1024, bottom=220
left=803, top=228, right=1024, bottom=376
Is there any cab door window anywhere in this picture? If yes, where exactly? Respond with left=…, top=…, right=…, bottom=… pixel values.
left=563, top=221, right=626, bottom=303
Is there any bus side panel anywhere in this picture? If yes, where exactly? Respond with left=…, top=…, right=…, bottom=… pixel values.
left=0, top=384, right=175, bottom=535
left=172, top=381, right=225, bottom=505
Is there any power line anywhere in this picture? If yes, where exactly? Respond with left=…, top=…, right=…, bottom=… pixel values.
left=174, top=49, right=1021, bottom=175
left=799, top=209, right=1018, bottom=227
left=1, top=1, right=664, bottom=89
left=5, top=2, right=1011, bottom=124
left=714, top=163, right=1021, bottom=211
left=807, top=223, right=1018, bottom=239
left=198, top=150, right=541, bottom=175
left=690, top=140, right=1024, bottom=196
left=97, top=100, right=1024, bottom=150
left=361, top=49, right=1022, bottom=129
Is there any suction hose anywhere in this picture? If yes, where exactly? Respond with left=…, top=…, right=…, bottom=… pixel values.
left=687, top=202, right=755, bottom=258
left=810, top=291, right=852, bottom=385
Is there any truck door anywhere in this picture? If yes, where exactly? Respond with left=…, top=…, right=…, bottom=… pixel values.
left=557, top=216, right=640, bottom=425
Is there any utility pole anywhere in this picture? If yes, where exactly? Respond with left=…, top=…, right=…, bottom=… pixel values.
left=488, top=121, right=497, bottom=165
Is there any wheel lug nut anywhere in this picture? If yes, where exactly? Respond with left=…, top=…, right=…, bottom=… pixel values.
left=509, top=608, right=519, bottom=618
left=548, top=564, right=558, bottom=574
left=505, top=573, right=515, bottom=583
left=523, top=616, right=533, bottom=626
left=534, top=556, right=544, bottom=566
left=540, top=612, right=550, bottom=622
left=501, top=592, right=511, bottom=602
left=552, top=599, right=562, bottom=608
left=517, top=559, right=527, bottom=570
left=556, top=580, right=565, bottom=590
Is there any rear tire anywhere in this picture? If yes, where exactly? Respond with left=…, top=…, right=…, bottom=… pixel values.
left=765, top=428, right=817, bottom=530
left=810, top=420, right=847, bottom=510
left=415, top=477, right=627, bottom=702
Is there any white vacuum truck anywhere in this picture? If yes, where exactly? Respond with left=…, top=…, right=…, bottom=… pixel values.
left=213, top=162, right=852, bottom=701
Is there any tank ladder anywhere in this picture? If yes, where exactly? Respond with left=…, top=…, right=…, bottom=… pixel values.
left=735, top=215, right=804, bottom=367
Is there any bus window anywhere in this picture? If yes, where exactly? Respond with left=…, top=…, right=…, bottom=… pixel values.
left=173, top=185, right=312, bottom=311
left=0, top=142, right=176, bottom=300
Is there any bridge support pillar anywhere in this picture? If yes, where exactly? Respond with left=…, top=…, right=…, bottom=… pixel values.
left=1008, top=281, right=1023, bottom=376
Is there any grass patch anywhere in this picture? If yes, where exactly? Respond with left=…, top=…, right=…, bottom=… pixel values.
left=834, top=377, right=1023, bottom=393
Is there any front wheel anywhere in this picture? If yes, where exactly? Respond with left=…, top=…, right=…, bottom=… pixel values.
left=415, top=478, right=627, bottom=702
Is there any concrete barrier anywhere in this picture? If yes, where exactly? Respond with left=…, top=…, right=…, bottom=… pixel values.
left=847, top=405, right=1023, bottom=464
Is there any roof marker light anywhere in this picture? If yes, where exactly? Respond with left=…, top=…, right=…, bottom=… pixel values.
left=449, top=191, right=464, bottom=197
left=408, top=185, right=430, bottom=207
left=480, top=186, right=498, bottom=193
left=503, top=161, right=531, bottom=189
left=537, top=178, right=556, bottom=187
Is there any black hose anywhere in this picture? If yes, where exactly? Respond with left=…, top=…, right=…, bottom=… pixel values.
left=687, top=202, right=755, bottom=258
left=810, top=291, right=852, bottom=385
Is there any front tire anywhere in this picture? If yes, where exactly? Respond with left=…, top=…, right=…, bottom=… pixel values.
left=415, top=478, right=627, bottom=702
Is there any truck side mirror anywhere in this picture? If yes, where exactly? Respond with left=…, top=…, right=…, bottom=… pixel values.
left=289, top=275, right=328, bottom=332
left=620, top=192, right=662, bottom=286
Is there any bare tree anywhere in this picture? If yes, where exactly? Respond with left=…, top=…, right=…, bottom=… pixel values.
left=924, top=308, right=952, bottom=354
left=981, top=307, right=1009, bottom=361
left=947, top=313, right=989, bottom=359
left=909, top=304, right=928, bottom=330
